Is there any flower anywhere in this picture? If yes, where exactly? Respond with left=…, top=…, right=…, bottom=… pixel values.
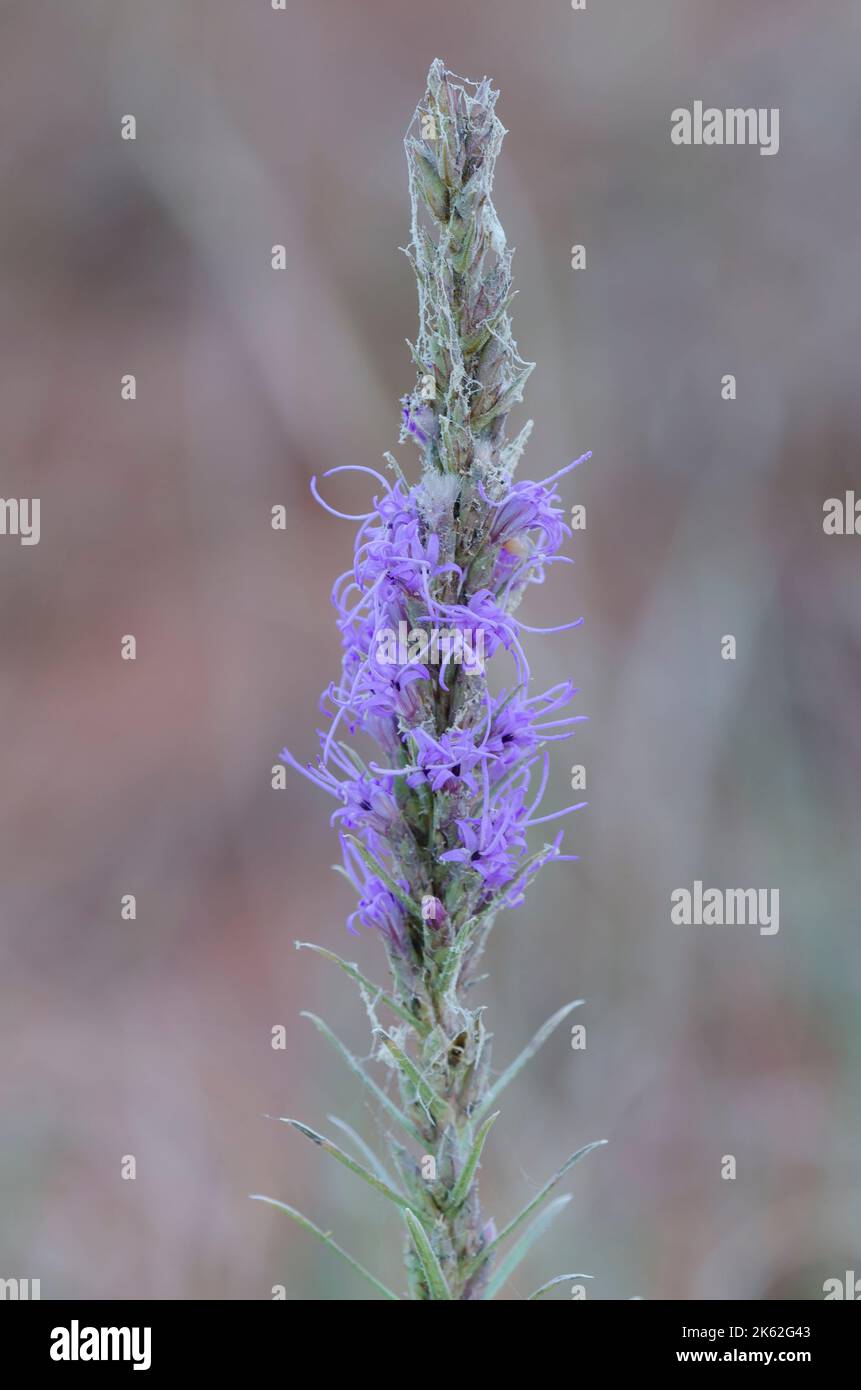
left=401, top=395, right=435, bottom=447
left=289, top=455, right=587, bottom=938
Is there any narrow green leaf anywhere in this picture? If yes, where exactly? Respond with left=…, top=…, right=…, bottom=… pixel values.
left=343, top=835, right=423, bottom=920
left=280, top=1118, right=421, bottom=1215
left=404, top=1210, right=452, bottom=1300
left=471, top=363, right=533, bottom=430
left=467, top=1139, right=607, bottom=1280
left=249, top=1194, right=399, bottom=1300
left=325, top=1115, right=401, bottom=1192
left=296, top=941, right=426, bottom=1035
left=447, top=1111, right=499, bottom=1212
left=474, top=1000, right=584, bottom=1121
left=437, top=913, right=483, bottom=997
left=483, top=1194, right=572, bottom=1300
left=382, top=450, right=409, bottom=488
left=526, top=1272, right=594, bottom=1301
left=450, top=216, right=477, bottom=273
left=376, top=1030, right=451, bottom=1127
left=386, top=1135, right=431, bottom=1212
left=300, top=1012, right=424, bottom=1144
left=409, top=143, right=449, bottom=221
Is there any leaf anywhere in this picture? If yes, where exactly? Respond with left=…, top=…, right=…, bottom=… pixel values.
left=300, top=1012, right=424, bottom=1144
left=386, top=1135, right=431, bottom=1212
left=450, top=216, right=477, bottom=274
left=526, top=1272, right=594, bottom=1301
left=404, top=1210, right=452, bottom=1300
left=279, top=1118, right=421, bottom=1216
left=460, top=296, right=513, bottom=356
left=474, top=1000, right=584, bottom=1121
left=447, top=1111, right=499, bottom=1212
left=483, top=1195, right=572, bottom=1300
left=325, top=1115, right=401, bottom=1192
left=376, top=1031, right=451, bottom=1128
left=470, top=363, right=533, bottom=430
left=343, top=835, right=423, bottom=921
left=437, top=913, right=483, bottom=997
left=409, top=143, right=449, bottom=222
left=466, top=1139, right=607, bottom=1280
left=296, top=941, right=427, bottom=1035
left=382, top=451, right=409, bottom=489
left=249, top=1195, right=399, bottom=1300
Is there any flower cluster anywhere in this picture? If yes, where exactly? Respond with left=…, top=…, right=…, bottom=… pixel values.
left=283, top=449, right=591, bottom=957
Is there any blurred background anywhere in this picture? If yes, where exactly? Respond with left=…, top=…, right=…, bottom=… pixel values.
left=1, top=0, right=860, bottom=1300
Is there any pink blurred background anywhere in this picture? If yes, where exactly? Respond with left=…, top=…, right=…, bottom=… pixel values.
left=1, top=0, right=860, bottom=1299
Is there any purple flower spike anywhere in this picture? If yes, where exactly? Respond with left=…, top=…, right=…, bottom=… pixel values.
left=269, top=61, right=604, bottom=1304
